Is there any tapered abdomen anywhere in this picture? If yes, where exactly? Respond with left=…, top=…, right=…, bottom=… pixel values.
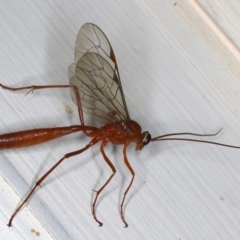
left=0, top=125, right=98, bottom=149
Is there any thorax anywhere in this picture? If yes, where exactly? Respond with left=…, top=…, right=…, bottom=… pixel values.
left=100, top=120, right=142, bottom=145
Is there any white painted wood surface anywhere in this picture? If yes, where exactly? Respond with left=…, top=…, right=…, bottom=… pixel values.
left=0, top=1, right=240, bottom=239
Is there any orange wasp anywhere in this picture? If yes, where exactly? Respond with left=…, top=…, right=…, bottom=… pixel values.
left=1, top=23, right=240, bottom=228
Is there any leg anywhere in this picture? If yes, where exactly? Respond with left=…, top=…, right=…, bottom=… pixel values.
left=0, top=83, right=70, bottom=95
left=72, top=86, right=84, bottom=126
left=1, top=83, right=87, bottom=129
left=120, top=143, right=135, bottom=228
left=92, top=140, right=116, bottom=227
left=7, top=136, right=100, bottom=227
left=1, top=82, right=86, bottom=129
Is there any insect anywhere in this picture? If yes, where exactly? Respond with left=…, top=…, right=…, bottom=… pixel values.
left=1, top=23, right=240, bottom=228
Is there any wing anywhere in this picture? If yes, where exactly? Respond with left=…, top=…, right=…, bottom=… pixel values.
left=68, top=23, right=130, bottom=123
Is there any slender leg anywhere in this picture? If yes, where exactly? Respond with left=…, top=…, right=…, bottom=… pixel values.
left=92, top=140, right=116, bottom=227
left=1, top=82, right=87, bottom=133
left=72, top=86, right=84, bottom=127
left=1, top=83, right=88, bottom=134
left=7, top=136, right=100, bottom=227
left=120, top=143, right=134, bottom=228
left=0, top=83, right=70, bottom=95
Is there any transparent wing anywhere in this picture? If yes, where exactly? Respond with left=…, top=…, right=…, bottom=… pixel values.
left=68, top=23, right=130, bottom=123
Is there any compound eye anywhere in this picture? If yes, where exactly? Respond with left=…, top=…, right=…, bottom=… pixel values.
left=142, top=132, right=151, bottom=146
